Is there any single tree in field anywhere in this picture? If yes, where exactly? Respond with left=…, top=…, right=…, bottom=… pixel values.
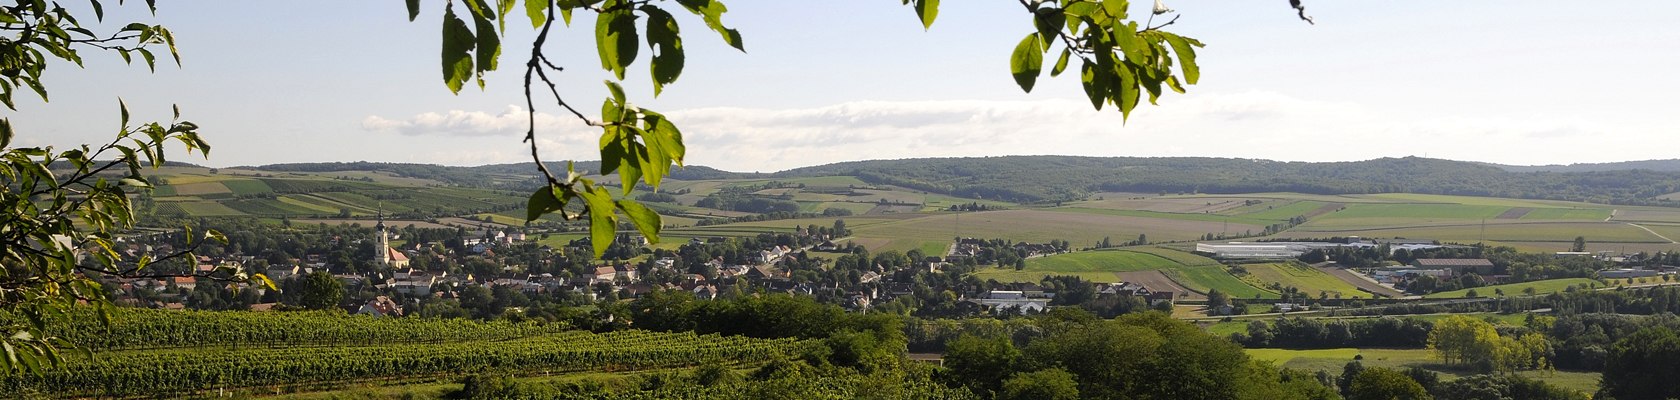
left=1572, top=236, right=1586, bottom=252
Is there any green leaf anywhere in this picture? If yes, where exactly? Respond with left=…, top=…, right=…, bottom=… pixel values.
left=595, top=9, right=639, bottom=80
left=677, top=0, right=743, bottom=51
left=599, top=126, right=624, bottom=175
left=1050, top=48, right=1071, bottom=77
left=1101, top=0, right=1128, bottom=19
left=616, top=198, right=662, bottom=243
left=441, top=4, right=476, bottom=94
left=604, top=80, right=626, bottom=107
left=1009, top=33, right=1044, bottom=93
left=0, top=118, right=11, bottom=149
left=525, top=0, right=547, bottom=29
left=406, top=0, right=421, bottom=21
left=643, top=6, right=684, bottom=96
left=1032, top=7, right=1064, bottom=47
left=914, top=0, right=939, bottom=30
left=473, top=12, right=501, bottom=88
left=1080, top=60, right=1107, bottom=110
left=579, top=185, right=618, bottom=257
left=1158, top=31, right=1202, bottom=85
left=526, top=185, right=564, bottom=222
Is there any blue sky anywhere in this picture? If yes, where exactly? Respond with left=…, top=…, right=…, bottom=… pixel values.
left=12, top=1, right=1680, bottom=172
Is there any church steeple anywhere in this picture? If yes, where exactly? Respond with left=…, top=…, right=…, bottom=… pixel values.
left=375, top=204, right=390, bottom=266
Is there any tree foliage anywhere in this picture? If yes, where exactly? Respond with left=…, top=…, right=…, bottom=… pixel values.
left=0, top=0, right=276, bottom=375
left=408, top=0, right=1208, bottom=258
left=1601, top=326, right=1680, bottom=400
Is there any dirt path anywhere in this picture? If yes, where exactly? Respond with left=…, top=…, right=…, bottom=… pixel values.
left=1316, top=266, right=1405, bottom=298
left=1116, top=270, right=1205, bottom=300
left=1627, top=222, right=1678, bottom=244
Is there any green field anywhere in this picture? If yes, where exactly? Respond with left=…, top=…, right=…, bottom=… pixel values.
left=1246, top=347, right=1599, bottom=395
left=1424, top=278, right=1603, bottom=298
left=972, top=249, right=1186, bottom=283
left=1051, top=207, right=1281, bottom=226
left=1232, top=200, right=1329, bottom=220
left=971, top=248, right=1273, bottom=298
left=1023, top=250, right=1186, bottom=272
left=1522, top=207, right=1614, bottom=220
left=1239, top=262, right=1369, bottom=299
left=1166, top=265, right=1277, bottom=299
left=1318, top=203, right=1513, bottom=220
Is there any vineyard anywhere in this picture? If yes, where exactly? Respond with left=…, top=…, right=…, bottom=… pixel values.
left=10, top=309, right=577, bottom=350
left=0, top=310, right=812, bottom=397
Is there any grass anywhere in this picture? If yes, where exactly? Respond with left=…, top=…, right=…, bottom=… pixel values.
left=1049, top=207, right=1280, bottom=226
left=1285, top=221, right=1666, bottom=243
left=1021, top=250, right=1188, bottom=273
left=969, top=249, right=1268, bottom=295
left=1239, top=262, right=1371, bottom=299
left=1522, top=207, right=1614, bottom=220
left=851, top=209, right=1261, bottom=253
left=1233, top=200, right=1329, bottom=221
left=220, top=178, right=274, bottom=195
left=1126, top=246, right=1223, bottom=266
left=1424, top=278, right=1602, bottom=299
left=1318, top=203, right=1513, bottom=220
left=1245, top=347, right=1600, bottom=396
left=1167, top=265, right=1276, bottom=299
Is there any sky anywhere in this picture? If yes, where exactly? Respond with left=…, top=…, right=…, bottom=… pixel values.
left=10, top=1, right=1680, bottom=172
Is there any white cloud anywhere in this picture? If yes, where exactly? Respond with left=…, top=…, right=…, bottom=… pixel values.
left=363, top=92, right=1627, bottom=172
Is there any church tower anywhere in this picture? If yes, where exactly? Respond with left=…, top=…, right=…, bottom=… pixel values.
left=375, top=210, right=390, bottom=266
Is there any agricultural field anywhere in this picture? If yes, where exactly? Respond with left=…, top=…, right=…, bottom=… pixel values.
left=1423, top=278, right=1602, bottom=299
left=1237, top=262, right=1370, bottom=299
left=971, top=249, right=1187, bottom=284
left=973, top=248, right=1274, bottom=299
left=851, top=209, right=1257, bottom=253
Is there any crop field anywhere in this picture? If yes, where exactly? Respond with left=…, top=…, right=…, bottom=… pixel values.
left=220, top=179, right=274, bottom=195
left=1238, top=262, right=1369, bottom=299
left=1230, top=200, right=1328, bottom=221
left=1317, top=203, right=1513, bottom=220
left=174, top=201, right=244, bottom=216
left=1164, top=265, right=1275, bottom=299
left=1050, top=207, right=1279, bottom=226
left=167, top=181, right=231, bottom=196
left=1521, top=207, right=1613, bottom=220
left=970, top=248, right=1269, bottom=298
left=1355, top=193, right=1591, bottom=208
left=1423, top=278, right=1601, bottom=298
left=1125, top=246, right=1222, bottom=266
left=851, top=209, right=1260, bottom=253
left=1285, top=221, right=1666, bottom=243
left=1611, top=207, right=1680, bottom=223
left=1073, top=196, right=1268, bottom=214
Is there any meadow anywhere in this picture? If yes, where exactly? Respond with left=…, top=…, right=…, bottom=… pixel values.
left=973, top=248, right=1276, bottom=299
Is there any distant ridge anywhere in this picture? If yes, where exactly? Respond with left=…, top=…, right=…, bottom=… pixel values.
left=234, top=156, right=1680, bottom=207
left=1490, top=159, right=1680, bottom=173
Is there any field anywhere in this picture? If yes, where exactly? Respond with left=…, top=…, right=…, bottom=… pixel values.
left=970, top=248, right=1274, bottom=299
left=1423, top=278, right=1603, bottom=299
left=1246, top=347, right=1599, bottom=395
left=1238, top=262, right=1370, bottom=299
left=1, top=309, right=805, bottom=397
